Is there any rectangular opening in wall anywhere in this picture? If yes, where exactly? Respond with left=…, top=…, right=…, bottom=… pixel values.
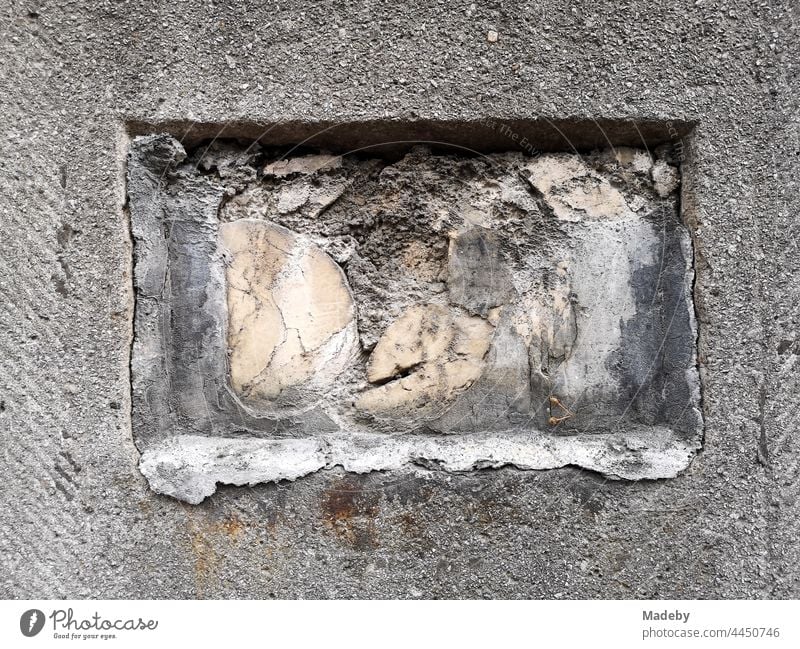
left=127, top=119, right=702, bottom=504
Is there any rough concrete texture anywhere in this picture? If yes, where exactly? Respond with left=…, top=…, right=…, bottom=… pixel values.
left=129, top=136, right=702, bottom=503
left=0, top=0, right=798, bottom=599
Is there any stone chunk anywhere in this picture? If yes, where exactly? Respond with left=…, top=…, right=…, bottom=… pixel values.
left=219, top=219, right=357, bottom=406
left=429, top=311, right=532, bottom=432
left=525, top=155, right=635, bottom=221
left=651, top=159, right=680, bottom=197
left=356, top=303, right=494, bottom=420
left=613, top=147, right=654, bottom=174
left=264, top=154, right=342, bottom=177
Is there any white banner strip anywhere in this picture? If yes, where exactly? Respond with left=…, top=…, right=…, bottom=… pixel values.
left=1, top=600, right=797, bottom=648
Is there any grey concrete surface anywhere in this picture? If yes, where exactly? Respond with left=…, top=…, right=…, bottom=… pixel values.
left=0, top=0, right=797, bottom=598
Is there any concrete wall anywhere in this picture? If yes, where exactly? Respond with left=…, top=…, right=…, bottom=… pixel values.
left=1, top=0, right=797, bottom=598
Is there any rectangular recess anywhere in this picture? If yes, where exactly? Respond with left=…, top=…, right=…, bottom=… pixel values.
left=126, top=118, right=703, bottom=504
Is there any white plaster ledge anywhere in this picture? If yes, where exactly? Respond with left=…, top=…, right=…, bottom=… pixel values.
left=139, top=429, right=700, bottom=504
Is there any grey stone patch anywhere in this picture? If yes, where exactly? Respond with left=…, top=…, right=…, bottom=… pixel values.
left=129, top=134, right=703, bottom=503
left=447, top=228, right=515, bottom=317
left=195, top=140, right=261, bottom=184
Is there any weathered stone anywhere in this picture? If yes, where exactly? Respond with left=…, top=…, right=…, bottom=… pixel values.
left=613, top=146, right=653, bottom=174
left=525, top=154, right=635, bottom=221
left=130, top=137, right=702, bottom=502
left=430, top=309, right=532, bottom=432
left=525, top=258, right=578, bottom=375
left=652, top=159, right=680, bottom=197
left=401, top=239, right=447, bottom=283
left=356, top=303, right=494, bottom=421
left=4, top=0, right=788, bottom=602
left=264, top=154, right=342, bottom=177
left=222, top=158, right=353, bottom=223
left=219, top=219, right=358, bottom=406
left=196, top=140, right=261, bottom=181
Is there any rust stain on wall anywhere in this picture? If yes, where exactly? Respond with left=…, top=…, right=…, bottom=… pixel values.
left=320, top=477, right=381, bottom=550
left=184, top=510, right=248, bottom=595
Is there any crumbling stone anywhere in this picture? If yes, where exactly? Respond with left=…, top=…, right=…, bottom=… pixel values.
left=652, top=159, right=680, bottom=197
left=129, top=135, right=702, bottom=503
left=356, top=303, right=494, bottom=421
left=524, top=154, right=636, bottom=221
left=263, top=153, right=342, bottom=177
left=220, top=219, right=358, bottom=406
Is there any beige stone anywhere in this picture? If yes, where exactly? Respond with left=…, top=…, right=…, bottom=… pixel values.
left=652, top=159, right=680, bottom=197
left=356, top=303, right=494, bottom=417
left=613, top=147, right=653, bottom=174
left=263, top=154, right=342, bottom=177
left=525, top=155, right=634, bottom=221
left=220, top=219, right=357, bottom=404
left=400, top=239, right=445, bottom=282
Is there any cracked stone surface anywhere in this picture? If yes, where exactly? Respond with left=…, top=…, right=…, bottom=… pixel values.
left=129, top=134, right=702, bottom=503
left=523, top=154, right=636, bottom=222
left=220, top=219, right=358, bottom=407
left=356, top=303, right=494, bottom=422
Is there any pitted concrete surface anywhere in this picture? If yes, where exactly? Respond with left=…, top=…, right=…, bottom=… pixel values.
left=0, top=0, right=798, bottom=598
